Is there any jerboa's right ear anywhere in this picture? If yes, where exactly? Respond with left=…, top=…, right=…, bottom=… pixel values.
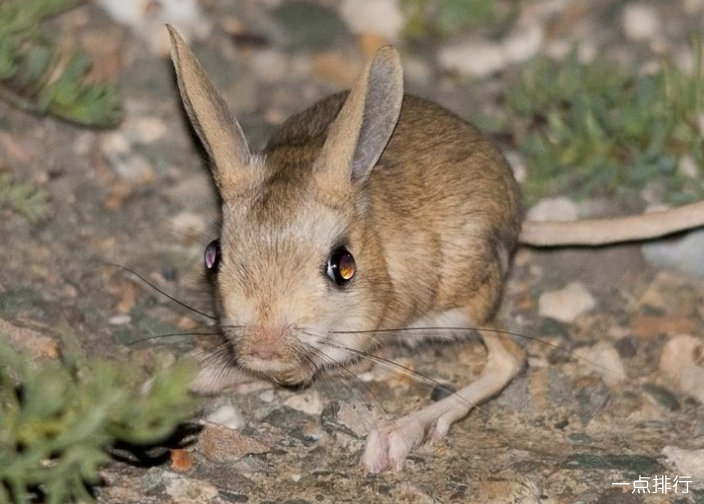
left=168, top=25, right=251, bottom=194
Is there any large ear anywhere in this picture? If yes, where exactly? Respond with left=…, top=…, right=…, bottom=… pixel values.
left=314, top=46, right=403, bottom=191
left=167, top=25, right=251, bottom=194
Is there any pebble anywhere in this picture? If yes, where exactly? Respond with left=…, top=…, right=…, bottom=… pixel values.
left=97, top=0, right=211, bottom=55
left=538, top=282, right=596, bottom=323
left=659, top=334, right=704, bottom=404
left=641, top=228, right=704, bottom=277
left=662, top=446, right=704, bottom=483
left=206, top=403, right=246, bottom=430
left=389, top=482, right=436, bottom=504
left=1, top=318, right=59, bottom=359
left=101, top=131, right=131, bottom=157
left=133, top=116, right=168, bottom=144
left=321, top=400, right=379, bottom=438
left=339, top=0, right=403, bottom=42
left=526, top=197, right=578, bottom=222
left=678, top=154, right=699, bottom=179
left=439, top=41, right=505, bottom=79
left=621, top=3, right=661, bottom=42
left=573, top=342, right=626, bottom=384
left=108, top=314, right=132, bottom=326
left=199, top=423, right=270, bottom=463
left=283, top=389, right=324, bottom=416
left=439, top=21, right=543, bottom=78
left=73, top=132, right=95, bottom=156
left=259, top=389, right=275, bottom=403
left=503, top=23, right=544, bottom=64
left=161, top=471, right=224, bottom=503
left=169, top=449, right=194, bottom=472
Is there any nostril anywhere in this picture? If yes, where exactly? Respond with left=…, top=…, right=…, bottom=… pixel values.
left=250, top=346, right=282, bottom=361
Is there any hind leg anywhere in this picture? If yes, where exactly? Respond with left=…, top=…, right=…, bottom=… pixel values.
left=361, top=319, right=524, bottom=474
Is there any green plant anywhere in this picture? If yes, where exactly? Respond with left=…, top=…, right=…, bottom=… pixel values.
left=0, top=332, right=196, bottom=503
left=505, top=41, right=704, bottom=207
left=401, top=0, right=517, bottom=43
left=0, top=173, right=51, bottom=223
left=0, top=0, right=122, bottom=127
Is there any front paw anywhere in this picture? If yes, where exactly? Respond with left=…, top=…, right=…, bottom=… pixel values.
left=361, top=417, right=426, bottom=474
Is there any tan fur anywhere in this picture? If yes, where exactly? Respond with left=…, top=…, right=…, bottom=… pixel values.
left=169, top=26, right=522, bottom=473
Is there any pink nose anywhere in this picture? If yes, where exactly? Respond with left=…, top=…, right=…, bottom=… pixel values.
left=249, top=346, right=282, bottom=361
left=248, top=326, right=284, bottom=361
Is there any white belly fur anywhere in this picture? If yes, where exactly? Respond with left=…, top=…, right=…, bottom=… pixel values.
left=396, top=308, right=476, bottom=347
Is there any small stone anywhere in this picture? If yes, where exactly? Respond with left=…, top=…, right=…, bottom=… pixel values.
left=97, top=0, right=211, bottom=56
left=199, top=423, right=270, bottom=463
left=73, top=132, right=95, bottom=156
left=642, top=228, right=704, bottom=277
left=206, top=404, right=246, bottom=430
left=538, top=282, right=596, bottom=323
left=439, top=40, right=505, bottom=78
left=108, top=153, right=155, bottom=184
left=622, top=3, right=660, bottom=42
left=108, top=314, right=132, bottom=326
left=503, top=23, right=543, bottom=64
left=662, top=446, right=704, bottom=482
left=101, top=131, right=130, bottom=157
left=1, top=318, right=59, bottom=360
left=659, top=334, right=704, bottom=404
left=526, top=197, right=578, bottom=222
left=162, top=472, right=223, bottom=503
left=320, top=400, right=379, bottom=438
left=259, top=389, right=275, bottom=403
left=283, top=389, right=324, bottom=416
left=390, top=482, right=436, bottom=504
left=573, top=342, right=626, bottom=384
left=170, top=449, right=194, bottom=472
left=339, top=0, right=403, bottom=42
left=678, top=154, right=699, bottom=178
left=134, top=116, right=168, bottom=144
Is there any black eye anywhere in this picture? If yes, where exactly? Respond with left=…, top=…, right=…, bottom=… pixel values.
left=204, top=239, right=221, bottom=272
left=326, top=247, right=356, bottom=285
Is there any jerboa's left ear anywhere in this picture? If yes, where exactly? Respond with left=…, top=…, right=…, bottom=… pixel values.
left=314, top=46, right=404, bottom=190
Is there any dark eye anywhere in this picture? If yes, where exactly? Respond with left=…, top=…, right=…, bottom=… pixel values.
left=204, top=239, right=221, bottom=272
left=326, top=247, right=356, bottom=285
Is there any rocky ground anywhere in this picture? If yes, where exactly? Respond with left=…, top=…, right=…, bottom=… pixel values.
left=2, top=0, right=704, bottom=503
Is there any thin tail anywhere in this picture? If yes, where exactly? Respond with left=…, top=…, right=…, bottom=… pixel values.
left=519, top=200, right=704, bottom=246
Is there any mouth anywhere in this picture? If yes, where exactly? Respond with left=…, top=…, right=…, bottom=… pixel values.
left=239, top=356, right=316, bottom=386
